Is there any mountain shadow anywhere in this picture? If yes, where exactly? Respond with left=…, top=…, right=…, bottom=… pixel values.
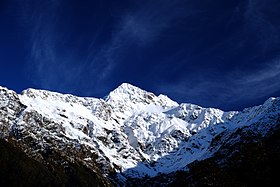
left=123, top=122, right=280, bottom=187
left=0, top=138, right=112, bottom=187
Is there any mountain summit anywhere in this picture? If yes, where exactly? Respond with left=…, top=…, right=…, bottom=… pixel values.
left=106, top=83, right=178, bottom=108
left=0, top=84, right=279, bottom=186
left=107, top=83, right=145, bottom=97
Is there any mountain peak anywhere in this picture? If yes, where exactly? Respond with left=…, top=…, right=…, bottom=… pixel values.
left=111, top=83, right=145, bottom=94
left=105, top=83, right=178, bottom=110
left=118, top=82, right=137, bottom=89
left=105, top=83, right=148, bottom=101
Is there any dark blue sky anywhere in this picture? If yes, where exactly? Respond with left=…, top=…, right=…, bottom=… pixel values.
left=1, top=0, right=280, bottom=111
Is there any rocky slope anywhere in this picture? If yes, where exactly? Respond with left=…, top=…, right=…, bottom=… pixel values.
left=0, top=83, right=279, bottom=186
left=126, top=121, right=280, bottom=186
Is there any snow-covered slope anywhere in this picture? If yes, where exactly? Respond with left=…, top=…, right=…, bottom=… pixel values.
left=0, top=83, right=279, bottom=183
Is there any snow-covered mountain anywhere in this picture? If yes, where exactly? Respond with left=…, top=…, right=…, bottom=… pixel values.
left=0, top=83, right=279, bottom=186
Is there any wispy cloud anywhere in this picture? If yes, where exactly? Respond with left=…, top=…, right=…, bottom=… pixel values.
left=158, top=59, right=280, bottom=110
left=83, top=0, right=195, bottom=89
left=154, top=0, right=280, bottom=110
left=114, top=0, right=189, bottom=46
left=18, top=0, right=279, bottom=106
left=231, top=60, right=280, bottom=98
left=17, top=0, right=103, bottom=94
left=17, top=0, right=193, bottom=95
left=243, top=0, right=280, bottom=52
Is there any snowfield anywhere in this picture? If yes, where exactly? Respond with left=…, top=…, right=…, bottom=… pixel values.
left=1, top=83, right=279, bottom=181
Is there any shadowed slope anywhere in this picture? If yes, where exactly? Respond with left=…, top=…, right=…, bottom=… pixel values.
left=0, top=139, right=112, bottom=187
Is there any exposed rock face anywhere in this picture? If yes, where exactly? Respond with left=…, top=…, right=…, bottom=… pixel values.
left=0, top=86, right=26, bottom=138
left=0, top=139, right=111, bottom=187
left=0, top=86, right=112, bottom=187
left=0, top=84, right=279, bottom=186
left=125, top=123, right=280, bottom=187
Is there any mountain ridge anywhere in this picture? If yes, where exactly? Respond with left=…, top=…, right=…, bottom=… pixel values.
left=0, top=83, right=279, bottom=186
